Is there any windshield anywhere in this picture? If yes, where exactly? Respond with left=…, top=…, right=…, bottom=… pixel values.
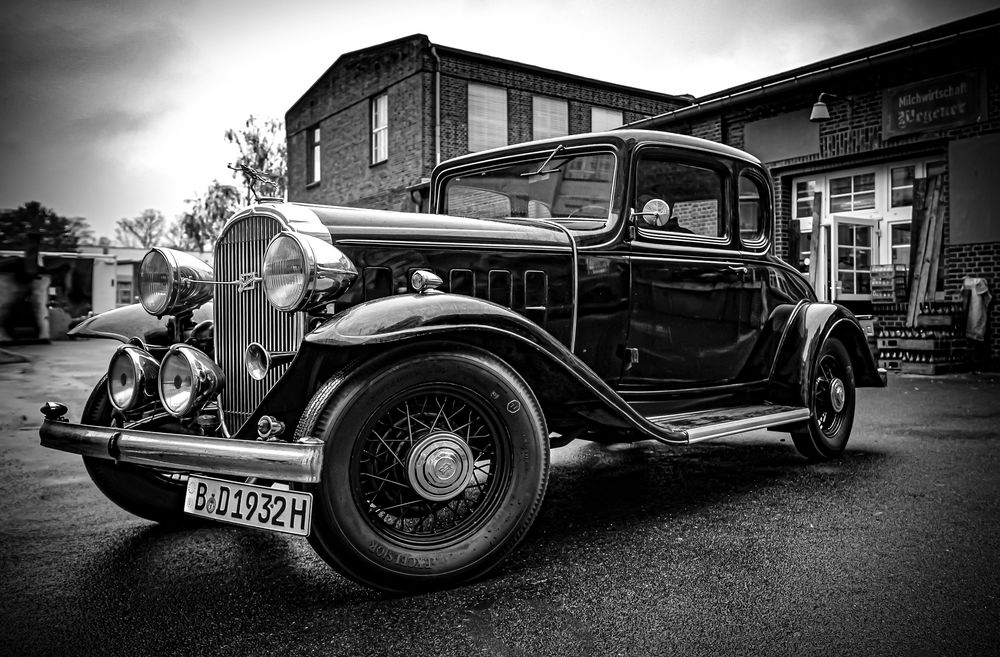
left=441, top=151, right=616, bottom=231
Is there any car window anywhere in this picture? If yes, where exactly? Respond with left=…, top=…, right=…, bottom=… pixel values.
left=635, top=153, right=725, bottom=239
left=442, top=151, right=616, bottom=232
left=738, top=173, right=766, bottom=243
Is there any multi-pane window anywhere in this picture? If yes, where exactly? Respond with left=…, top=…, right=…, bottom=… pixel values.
left=306, top=125, right=321, bottom=185
left=591, top=106, right=623, bottom=132
left=837, top=223, right=873, bottom=295
left=889, top=223, right=911, bottom=266
left=468, top=83, right=507, bottom=152
left=371, top=93, right=388, bottom=164
left=532, top=96, right=568, bottom=140
left=890, top=165, right=915, bottom=208
left=829, top=172, right=875, bottom=212
left=116, top=280, right=133, bottom=306
left=795, top=180, right=817, bottom=219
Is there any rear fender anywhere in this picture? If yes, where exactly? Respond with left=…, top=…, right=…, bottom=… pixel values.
left=767, top=302, right=885, bottom=408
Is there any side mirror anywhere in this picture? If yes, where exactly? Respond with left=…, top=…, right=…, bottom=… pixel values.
left=631, top=198, right=671, bottom=228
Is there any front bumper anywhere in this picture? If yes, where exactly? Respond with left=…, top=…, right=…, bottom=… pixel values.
left=38, top=404, right=324, bottom=483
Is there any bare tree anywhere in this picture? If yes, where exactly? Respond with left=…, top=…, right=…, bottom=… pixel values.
left=115, top=209, right=165, bottom=248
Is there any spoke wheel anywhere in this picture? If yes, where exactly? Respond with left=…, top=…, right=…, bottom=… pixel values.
left=307, top=349, right=548, bottom=592
left=792, top=337, right=856, bottom=460
left=355, top=388, right=506, bottom=545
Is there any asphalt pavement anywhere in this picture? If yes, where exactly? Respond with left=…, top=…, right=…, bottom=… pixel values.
left=1, top=339, right=998, bottom=656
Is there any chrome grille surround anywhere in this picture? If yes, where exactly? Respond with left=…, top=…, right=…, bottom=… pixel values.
left=213, top=213, right=305, bottom=435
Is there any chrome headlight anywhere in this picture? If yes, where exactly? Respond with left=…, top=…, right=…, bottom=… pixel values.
left=107, top=345, right=159, bottom=412
left=261, top=232, right=357, bottom=312
left=138, top=248, right=215, bottom=316
left=157, top=345, right=224, bottom=417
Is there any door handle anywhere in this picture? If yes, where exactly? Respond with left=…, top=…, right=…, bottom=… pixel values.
left=728, top=265, right=749, bottom=278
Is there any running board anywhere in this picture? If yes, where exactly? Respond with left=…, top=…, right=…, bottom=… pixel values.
left=647, top=404, right=811, bottom=444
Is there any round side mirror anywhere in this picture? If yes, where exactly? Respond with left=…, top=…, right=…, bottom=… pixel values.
left=639, top=198, right=671, bottom=227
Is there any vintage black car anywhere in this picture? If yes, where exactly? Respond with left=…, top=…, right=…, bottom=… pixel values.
left=39, top=130, right=886, bottom=592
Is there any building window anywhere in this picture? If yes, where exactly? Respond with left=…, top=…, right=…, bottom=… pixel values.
left=836, top=223, right=873, bottom=295
left=307, top=125, right=321, bottom=185
left=591, top=106, right=623, bottom=132
left=889, top=222, right=911, bottom=266
left=829, top=172, right=875, bottom=212
left=468, top=83, right=507, bottom=152
left=371, top=93, right=388, bottom=165
left=116, top=279, right=133, bottom=306
left=890, top=165, right=915, bottom=208
left=795, top=180, right=817, bottom=219
left=532, top=95, right=567, bottom=140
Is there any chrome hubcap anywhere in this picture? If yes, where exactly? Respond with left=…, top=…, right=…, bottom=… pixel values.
left=406, top=432, right=475, bottom=501
left=829, top=378, right=846, bottom=413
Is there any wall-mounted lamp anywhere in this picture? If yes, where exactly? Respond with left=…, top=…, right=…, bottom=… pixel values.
left=809, top=93, right=850, bottom=123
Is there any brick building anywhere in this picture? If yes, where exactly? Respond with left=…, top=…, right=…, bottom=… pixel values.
left=285, top=34, right=691, bottom=212
left=634, top=10, right=1000, bottom=370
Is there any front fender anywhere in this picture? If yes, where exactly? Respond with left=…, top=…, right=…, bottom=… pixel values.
left=306, top=293, right=569, bottom=350
left=301, top=293, right=685, bottom=443
left=69, top=302, right=213, bottom=343
left=767, top=302, right=885, bottom=407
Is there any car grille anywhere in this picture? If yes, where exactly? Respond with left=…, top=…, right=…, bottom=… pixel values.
left=214, top=214, right=304, bottom=435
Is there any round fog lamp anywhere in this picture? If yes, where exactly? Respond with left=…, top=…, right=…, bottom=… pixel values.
left=157, top=345, right=225, bottom=417
left=107, top=345, right=159, bottom=411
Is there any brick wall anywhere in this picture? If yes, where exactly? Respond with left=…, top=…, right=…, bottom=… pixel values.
left=946, top=241, right=1000, bottom=367
left=437, top=51, right=685, bottom=159
left=288, top=36, right=688, bottom=209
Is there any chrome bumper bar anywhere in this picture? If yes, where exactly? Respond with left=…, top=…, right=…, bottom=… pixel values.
left=38, top=404, right=324, bottom=484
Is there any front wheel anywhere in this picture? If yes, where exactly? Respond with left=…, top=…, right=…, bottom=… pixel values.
left=791, top=337, right=856, bottom=460
left=81, top=376, right=194, bottom=524
left=307, top=349, right=549, bottom=592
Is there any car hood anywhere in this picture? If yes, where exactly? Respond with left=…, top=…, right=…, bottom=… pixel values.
left=288, top=203, right=573, bottom=251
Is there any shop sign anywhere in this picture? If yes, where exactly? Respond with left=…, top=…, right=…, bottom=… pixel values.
left=883, top=70, right=986, bottom=138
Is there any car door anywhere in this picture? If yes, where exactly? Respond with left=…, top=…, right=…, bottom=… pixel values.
left=623, top=148, right=758, bottom=390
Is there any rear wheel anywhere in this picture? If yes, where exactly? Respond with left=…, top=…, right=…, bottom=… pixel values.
left=81, top=376, right=193, bottom=524
left=792, top=337, right=856, bottom=460
left=306, top=349, right=549, bottom=592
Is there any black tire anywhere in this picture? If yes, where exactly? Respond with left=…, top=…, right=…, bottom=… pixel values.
left=81, top=376, right=193, bottom=524
left=306, top=349, right=549, bottom=592
left=792, top=337, right=856, bottom=460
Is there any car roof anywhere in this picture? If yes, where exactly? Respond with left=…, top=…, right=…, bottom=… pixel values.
left=436, top=129, right=763, bottom=170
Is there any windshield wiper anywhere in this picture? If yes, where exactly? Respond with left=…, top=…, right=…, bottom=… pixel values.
left=521, top=144, right=565, bottom=177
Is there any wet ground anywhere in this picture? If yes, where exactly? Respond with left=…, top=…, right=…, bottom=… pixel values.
left=1, top=339, right=999, bottom=656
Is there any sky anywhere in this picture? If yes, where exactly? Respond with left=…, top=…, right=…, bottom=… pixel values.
left=0, top=0, right=997, bottom=241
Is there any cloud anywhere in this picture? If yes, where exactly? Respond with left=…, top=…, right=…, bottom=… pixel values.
left=0, top=0, right=192, bottom=226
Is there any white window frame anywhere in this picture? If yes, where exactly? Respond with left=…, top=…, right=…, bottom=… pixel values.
left=468, top=83, right=507, bottom=152
left=591, top=106, right=623, bottom=132
left=792, top=159, right=939, bottom=301
left=532, top=95, right=568, bottom=140
left=371, top=93, right=388, bottom=165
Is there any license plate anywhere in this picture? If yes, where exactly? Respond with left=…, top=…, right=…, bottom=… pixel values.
left=183, top=476, right=312, bottom=536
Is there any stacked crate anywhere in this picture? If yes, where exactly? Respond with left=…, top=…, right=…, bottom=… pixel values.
left=870, top=264, right=908, bottom=303
left=875, top=301, right=968, bottom=374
